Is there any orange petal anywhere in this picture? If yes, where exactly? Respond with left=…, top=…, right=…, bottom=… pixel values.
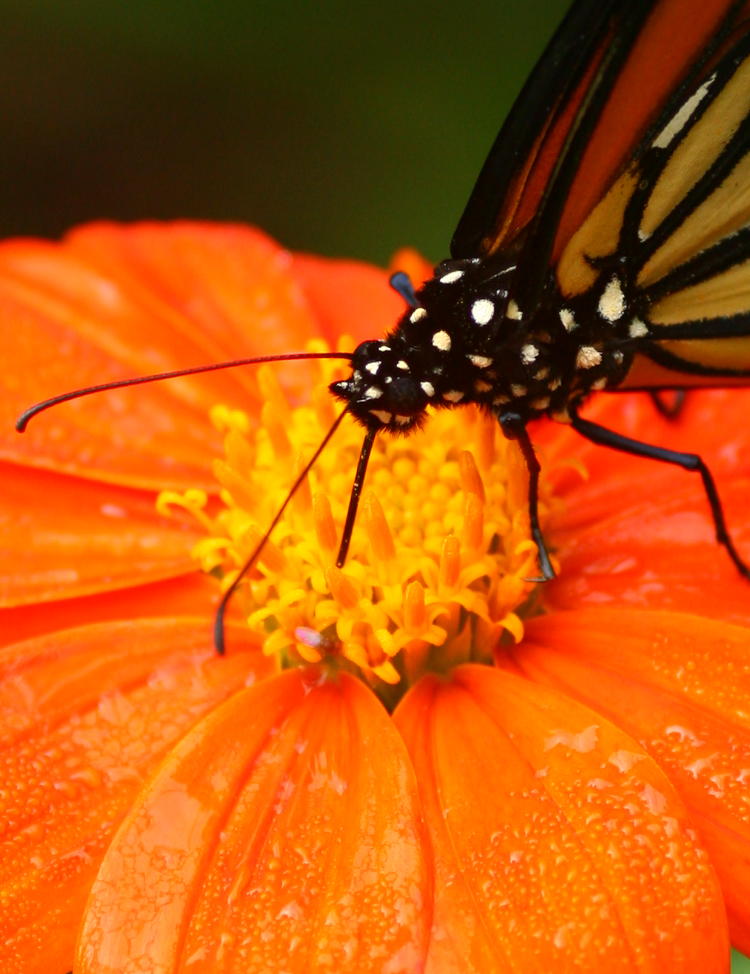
left=395, top=664, right=728, bottom=973
left=291, top=252, right=404, bottom=347
left=0, top=572, right=218, bottom=647
left=1, top=222, right=325, bottom=490
left=0, top=463, right=200, bottom=605
left=516, top=608, right=750, bottom=953
left=67, top=222, right=321, bottom=365
left=388, top=247, right=434, bottom=289
left=0, top=617, right=270, bottom=974
left=546, top=477, right=750, bottom=625
left=76, top=669, right=430, bottom=974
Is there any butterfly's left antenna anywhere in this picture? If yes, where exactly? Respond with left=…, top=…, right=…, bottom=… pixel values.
left=15, top=351, right=353, bottom=431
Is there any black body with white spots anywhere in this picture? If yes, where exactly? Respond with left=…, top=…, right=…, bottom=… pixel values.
left=331, top=256, right=634, bottom=434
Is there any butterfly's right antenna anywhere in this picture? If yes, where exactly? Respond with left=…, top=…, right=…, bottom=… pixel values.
left=214, top=405, right=354, bottom=655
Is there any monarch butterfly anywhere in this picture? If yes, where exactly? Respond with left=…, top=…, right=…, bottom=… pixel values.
left=16, top=0, right=750, bottom=651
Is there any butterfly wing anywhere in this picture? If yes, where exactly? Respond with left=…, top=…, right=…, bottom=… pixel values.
left=452, top=0, right=750, bottom=382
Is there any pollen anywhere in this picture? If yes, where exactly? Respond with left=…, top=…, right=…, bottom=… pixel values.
left=159, top=344, right=559, bottom=705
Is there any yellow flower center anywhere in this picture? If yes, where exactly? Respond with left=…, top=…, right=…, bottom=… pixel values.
left=158, top=341, right=559, bottom=706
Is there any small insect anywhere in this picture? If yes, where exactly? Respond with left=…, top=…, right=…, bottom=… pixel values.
left=17, top=0, right=750, bottom=651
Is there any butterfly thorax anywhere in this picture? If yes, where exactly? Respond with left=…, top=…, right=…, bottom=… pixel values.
left=331, top=254, right=635, bottom=431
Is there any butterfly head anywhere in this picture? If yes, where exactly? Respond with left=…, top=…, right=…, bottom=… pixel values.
left=329, top=339, right=430, bottom=433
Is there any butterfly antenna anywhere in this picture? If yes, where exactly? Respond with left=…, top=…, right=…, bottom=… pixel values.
left=15, top=351, right=353, bottom=431
left=214, top=405, right=351, bottom=655
left=336, top=425, right=377, bottom=567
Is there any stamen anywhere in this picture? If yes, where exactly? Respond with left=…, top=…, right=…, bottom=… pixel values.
left=403, top=580, right=427, bottom=633
left=262, top=401, right=293, bottom=459
left=313, top=494, right=338, bottom=553
left=257, top=365, right=291, bottom=420
left=326, top=565, right=360, bottom=611
left=459, top=450, right=486, bottom=502
left=210, top=405, right=250, bottom=434
left=236, top=524, right=287, bottom=574
left=439, top=535, right=461, bottom=589
left=461, top=492, right=484, bottom=552
left=156, top=489, right=213, bottom=532
left=362, top=492, right=397, bottom=564
left=291, top=456, right=313, bottom=517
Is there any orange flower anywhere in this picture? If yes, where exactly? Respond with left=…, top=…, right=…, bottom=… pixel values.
left=1, top=222, right=749, bottom=972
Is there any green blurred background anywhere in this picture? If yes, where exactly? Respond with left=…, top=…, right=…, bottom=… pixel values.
left=2, top=0, right=572, bottom=265
left=4, top=2, right=750, bottom=967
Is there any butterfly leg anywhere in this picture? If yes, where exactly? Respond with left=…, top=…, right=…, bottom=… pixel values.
left=569, top=405, right=750, bottom=579
left=497, top=411, right=556, bottom=581
left=389, top=271, right=419, bottom=307
left=649, top=389, right=686, bottom=420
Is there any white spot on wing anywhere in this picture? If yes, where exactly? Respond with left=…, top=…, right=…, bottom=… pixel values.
left=410, top=307, right=427, bottom=323
left=364, top=386, right=383, bottom=399
left=396, top=360, right=410, bottom=371
left=598, top=276, right=625, bottom=322
left=629, top=318, right=648, bottom=338
left=652, top=75, right=715, bottom=149
left=420, top=381, right=435, bottom=397
left=365, top=361, right=380, bottom=374
left=468, top=354, right=492, bottom=368
left=520, top=344, right=539, bottom=365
